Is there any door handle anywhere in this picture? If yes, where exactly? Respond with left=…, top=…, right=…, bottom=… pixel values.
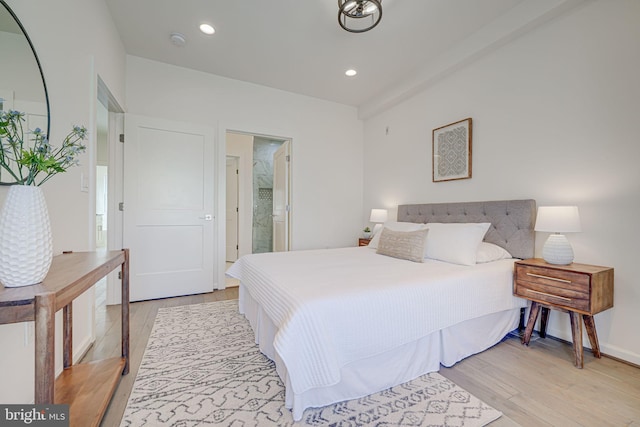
left=199, top=214, right=213, bottom=221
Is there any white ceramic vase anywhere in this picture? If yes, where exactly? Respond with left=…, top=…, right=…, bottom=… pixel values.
left=0, top=185, right=53, bottom=287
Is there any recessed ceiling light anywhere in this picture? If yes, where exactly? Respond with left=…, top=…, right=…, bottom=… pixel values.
left=345, top=69, right=357, bottom=77
left=199, top=23, right=215, bottom=35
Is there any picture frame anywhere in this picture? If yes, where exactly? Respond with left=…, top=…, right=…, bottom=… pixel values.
left=432, top=117, right=472, bottom=182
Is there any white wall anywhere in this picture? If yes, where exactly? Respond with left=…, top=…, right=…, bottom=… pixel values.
left=363, top=0, right=640, bottom=364
left=126, top=56, right=364, bottom=251
left=0, top=0, right=126, bottom=403
left=0, top=31, right=44, bottom=104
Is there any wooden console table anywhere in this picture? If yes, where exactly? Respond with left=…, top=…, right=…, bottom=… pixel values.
left=0, top=249, right=130, bottom=427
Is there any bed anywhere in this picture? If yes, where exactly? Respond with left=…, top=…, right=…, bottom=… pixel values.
left=226, top=199, right=535, bottom=420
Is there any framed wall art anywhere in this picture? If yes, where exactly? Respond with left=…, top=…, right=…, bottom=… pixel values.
left=432, top=118, right=472, bottom=182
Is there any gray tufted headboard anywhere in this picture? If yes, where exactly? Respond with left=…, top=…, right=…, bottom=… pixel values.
left=397, top=199, right=536, bottom=260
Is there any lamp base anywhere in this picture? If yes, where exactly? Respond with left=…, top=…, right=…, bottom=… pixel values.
left=542, top=234, right=574, bottom=265
left=372, top=223, right=383, bottom=237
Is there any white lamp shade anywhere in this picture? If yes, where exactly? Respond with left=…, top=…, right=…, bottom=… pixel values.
left=369, top=209, right=388, bottom=223
left=535, top=206, right=581, bottom=233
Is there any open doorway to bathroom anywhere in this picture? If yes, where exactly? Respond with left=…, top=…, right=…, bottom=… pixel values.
left=225, top=131, right=291, bottom=267
left=252, top=136, right=286, bottom=253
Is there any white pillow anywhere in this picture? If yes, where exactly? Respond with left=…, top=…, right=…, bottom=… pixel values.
left=424, top=222, right=491, bottom=266
left=368, top=221, right=427, bottom=249
left=476, top=242, right=512, bottom=263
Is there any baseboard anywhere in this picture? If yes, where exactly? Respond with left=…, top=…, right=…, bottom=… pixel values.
left=545, top=325, right=640, bottom=367
left=54, top=336, right=96, bottom=378
left=600, top=343, right=640, bottom=368
left=73, top=335, right=95, bottom=364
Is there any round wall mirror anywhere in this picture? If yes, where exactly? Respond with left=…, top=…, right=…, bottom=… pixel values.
left=0, top=0, right=50, bottom=183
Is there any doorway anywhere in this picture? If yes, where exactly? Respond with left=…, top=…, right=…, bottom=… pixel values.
left=96, top=77, right=124, bottom=305
left=96, top=102, right=108, bottom=250
left=225, top=131, right=291, bottom=261
left=225, top=156, right=239, bottom=262
left=252, top=136, right=284, bottom=253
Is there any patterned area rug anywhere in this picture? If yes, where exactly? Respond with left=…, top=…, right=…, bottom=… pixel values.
left=120, top=300, right=502, bottom=426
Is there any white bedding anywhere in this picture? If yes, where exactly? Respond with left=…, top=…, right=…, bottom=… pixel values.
left=226, top=246, right=527, bottom=419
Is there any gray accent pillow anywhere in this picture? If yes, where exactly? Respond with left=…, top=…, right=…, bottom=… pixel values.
left=376, top=228, right=429, bottom=263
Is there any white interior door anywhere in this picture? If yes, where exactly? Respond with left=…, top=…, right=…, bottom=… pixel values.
left=225, top=156, right=239, bottom=262
left=124, top=115, right=215, bottom=301
left=272, top=141, right=290, bottom=252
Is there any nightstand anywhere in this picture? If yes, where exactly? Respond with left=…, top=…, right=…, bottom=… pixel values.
left=514, top=258, right=614, bottom=368
left=358, top=238, right=371, bottom=246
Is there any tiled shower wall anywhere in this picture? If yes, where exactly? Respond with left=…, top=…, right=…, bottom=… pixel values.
left=252, top=137, right=283, bottom=253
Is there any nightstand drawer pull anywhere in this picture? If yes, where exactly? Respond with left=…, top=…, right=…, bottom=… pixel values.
left=528, top=289, right=572, bottom=302
left=527, top=272, right=571, bottom=283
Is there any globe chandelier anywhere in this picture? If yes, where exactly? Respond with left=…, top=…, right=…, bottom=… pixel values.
left=338, top=0, right=382, bottom=33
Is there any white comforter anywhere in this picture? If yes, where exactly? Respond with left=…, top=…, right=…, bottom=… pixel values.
left=226, top=246, right=525, bottom=397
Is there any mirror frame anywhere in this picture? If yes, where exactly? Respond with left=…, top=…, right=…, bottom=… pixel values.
left=0, top=0, right=50, bottom=137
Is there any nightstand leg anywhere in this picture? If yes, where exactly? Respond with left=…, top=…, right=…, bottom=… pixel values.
left=522, top=302, right=540, bottom=345
left=569, top=311, right=584, bottom=368
left=583, top=315, right=601, bottom=358
left=539, top=307, right=550, bottom=338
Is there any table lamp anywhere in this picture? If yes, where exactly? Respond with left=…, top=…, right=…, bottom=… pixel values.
left=534, top=206, right=581, bottom=265
left=369, top=209, right=388, bottom=237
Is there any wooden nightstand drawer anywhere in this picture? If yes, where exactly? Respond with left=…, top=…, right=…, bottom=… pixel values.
left=514, top=259, right=613, bottom=315
left=358, top=238, right=371, bottom=246
left=515, top=281, right=589, bottom=311
left=518, top=264, right=590, bottom=289
left=515, top=264, right=590, bottom=311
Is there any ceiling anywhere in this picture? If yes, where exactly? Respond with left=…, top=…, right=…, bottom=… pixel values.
left=104, top=0, right=579, bottom=117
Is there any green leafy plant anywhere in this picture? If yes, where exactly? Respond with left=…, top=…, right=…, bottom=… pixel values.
left=0, top=110, right=87, bottom=186
left=363, top=227, right=371, bottom=233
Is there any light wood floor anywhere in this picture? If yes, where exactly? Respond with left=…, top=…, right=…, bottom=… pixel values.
left=84, top=288, right=640, bottom=427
